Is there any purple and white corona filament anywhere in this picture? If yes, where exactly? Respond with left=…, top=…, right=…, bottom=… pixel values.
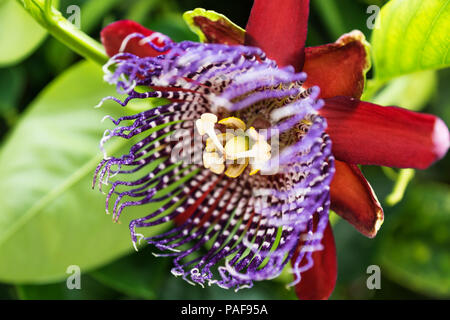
left=93, top=38, right=335, bottom=290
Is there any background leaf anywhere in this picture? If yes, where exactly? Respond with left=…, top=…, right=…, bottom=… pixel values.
left=370, top=70, right=437, bottom=112
left=0, top=66, right=25, bottom=127
left=0, top=0, right=47, bottom=67
left=16, top=276, right=122, bottom=300
left=377, top=183, right=450, bottom=298
left=0, top=60, right=164, bottom=283
left=371, top=0, right=450, bottom=80
left=158, top=274, right=297, bottom=300
left=0, top=66, right=25, bottom=113
left=90, top=246, right=170, bottom=299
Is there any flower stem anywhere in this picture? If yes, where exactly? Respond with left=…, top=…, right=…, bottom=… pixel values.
left=385, top=168, right=415, bottom=206
left=16, top=0, right=108, bottom=65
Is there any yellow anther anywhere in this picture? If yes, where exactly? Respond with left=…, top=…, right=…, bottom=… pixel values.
left=246, top=127, right=260, bottom=140
left=225, top=162, right=249, bottom=178
left=218, top=117, right=246, bottom=130
left=197, top=114, right=271, bottom=178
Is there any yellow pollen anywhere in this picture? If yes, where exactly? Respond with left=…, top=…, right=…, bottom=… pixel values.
left=196, top=114, right=272, bottom=178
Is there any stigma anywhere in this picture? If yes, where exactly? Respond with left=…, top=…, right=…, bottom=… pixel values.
left=195, top=113, right=271, bottom=178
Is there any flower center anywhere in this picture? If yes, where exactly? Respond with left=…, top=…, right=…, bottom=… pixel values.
left=195, top=113, right=271, bottom=178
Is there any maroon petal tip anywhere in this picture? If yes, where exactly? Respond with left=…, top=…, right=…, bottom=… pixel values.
left=303, top=30, right=371, bottom=99
left=331, top=161, right=384, bottom=238
left=100, top=20, right=170, bottom=58
left=433, top=117, right=450, bottom=161
left=321, top=96, right=450, bottom=169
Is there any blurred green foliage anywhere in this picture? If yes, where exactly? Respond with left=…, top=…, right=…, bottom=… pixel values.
left=371, top=0, right=450, bottom=80
left=0, top=0, right=47, bottom=66
left=0, top=0, right=448, bottom=300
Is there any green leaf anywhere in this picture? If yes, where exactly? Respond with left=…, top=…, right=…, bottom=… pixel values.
left=16, top=275, right=122, bottom=300
left=125, top=0, right=160, bottom=24
left=91, top=242, right=296, bottom=300
left=359, top=0, right=388, bottom=6
left=330, top=218, right=379, bottom=299
left=0, top=66, right=25, bottom=116
left=0, top=60, right=165, bottom=284
left=80, top=0, right=122, bottom=33
left=0, top=0, right=47, bottom=67
left=312, top=0, right=347, bottom=40
left=378, top=183, right=450, bottom=297
left=0, top=284, right=15, bottom=299
left=90, top=246, right=169, bottom=299
left=158, top=275, right=297, bottom=300
left=44, top=0, right=122, bottom=74
left=372, top=0, right=450, bottom=80
left=148, top=12, right=197, bottom=42
left=371, top=70, right=437, bottom=112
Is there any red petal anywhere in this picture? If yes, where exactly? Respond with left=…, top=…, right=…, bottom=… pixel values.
left=245, top=0, right=310, bottom=71
left=303, top=31, right=371, bottom=99
left=293, top=221, right=337, bottom=300
left=331, top=160, right=383, bottom=238
left=320, top=96, right=450, bottom=169
left=100, top=20, right=171, bottom=57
